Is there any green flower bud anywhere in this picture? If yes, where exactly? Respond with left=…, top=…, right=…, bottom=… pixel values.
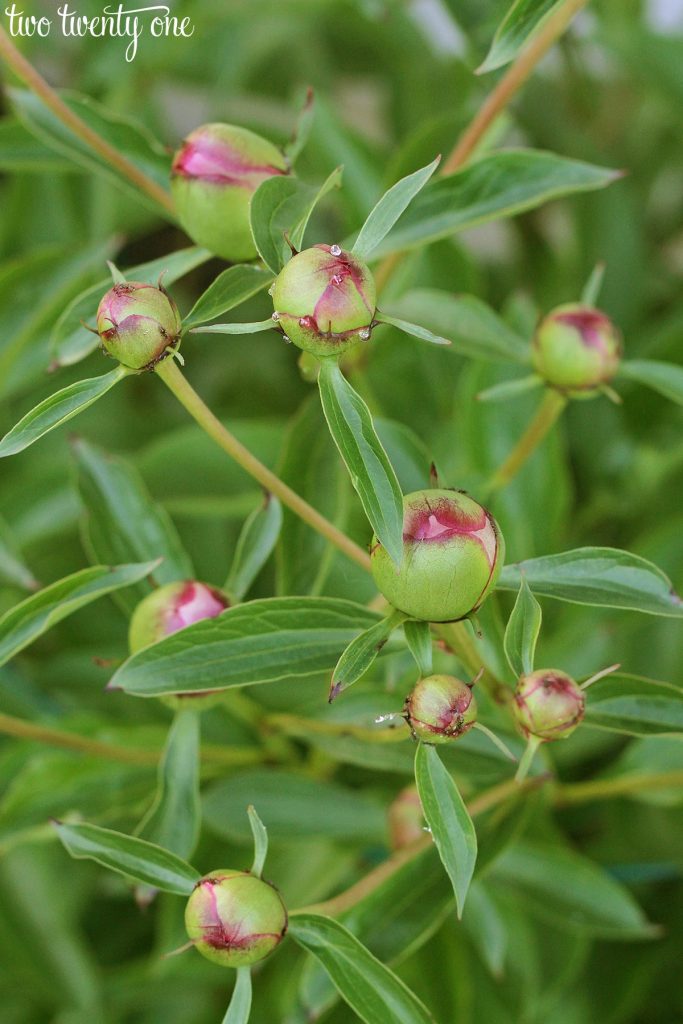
left=513, top=669, right=585, bottom=741
left=531, top=303, right=622, bottom=395
left=171, top=123, right=288, bottom=262
left=129, top=581, right=230, bottom=709
left=404, top=674, right=477, bottom=744
left=185, top=870, right=287, bottom=968
left=271, top=244, right=377, bottom=356
left=96, top=282, right=181, bottom=370
left=370, top=489, right=504, bottom=622
left=388, top=786, right=425, bottom=850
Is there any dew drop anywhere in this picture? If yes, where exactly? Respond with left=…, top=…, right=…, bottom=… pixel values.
left=359, top=328, right=371, bottom=341
left=330, top=244, right=342, bottom=257
left=271, top=311, right=280, bottom=321
left=267, top=285, right=274, bottom=296
left=282, top=334, right=291, bottom=344
left=299, top=316, right=312, bottom=327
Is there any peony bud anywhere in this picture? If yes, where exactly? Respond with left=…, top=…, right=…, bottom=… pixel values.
left=171, top=123, right=288, bottom=262
left=513, top=669, right=585, bottom=741
left=531, top=303, right=622, bottom=395
left=404, top=674, right=477, bottom=744
left=96, top=282, right=181, bottom=370
left=185, top=870, right=287, bottom=968
left=129, top=581, right=230, bottom=708
left=271, top=244, right=376, bottom=356
left=370, top=489, right=504, bottom=622
left=388, top=786, right=425, bottom=849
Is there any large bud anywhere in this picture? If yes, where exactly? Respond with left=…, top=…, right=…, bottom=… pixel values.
left=271, top=244, right=376, bottom=356
left=513, top=669, right=585, bottom=741
left=129, top=581, right=230, bottom=708
left=185, top=870, right=288, bottom=968
left=531, top=303, right=622, bottom=395
left=370, top=489, right=504, bottom=622
left=171, top=123, right=288, bottom=262
left=404, top=674, right=477, bottom=744
left=96, top=282, right=181, bottom=370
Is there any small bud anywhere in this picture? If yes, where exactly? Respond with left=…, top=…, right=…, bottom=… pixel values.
left=129, top=581, right=230, bottom=708
left=270, top=244, right=377, bottom=357
left=531, top=303, right=622, bottom=395
left=388, top=786, right=424, bottom=849
left=513, top=669, right=585, bottom=741
left=370, top=489, right=504, bottom=622
left=404, top=674, right=477, bottom=744
left=96, top=282, right=181, bottom=370
left=185, top=870, right=287, bottom=968
left=171, top=123, right=288, bottom=262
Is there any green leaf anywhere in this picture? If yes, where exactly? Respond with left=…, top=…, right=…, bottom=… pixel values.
left=54, top=821, right=200, bottom=895
left=136, top=709, right=201, bottom=860
left=375, top=312, right=451, bottom=346
left=0, top=366, right=129, bottom=458
left=52, top=247, right=211, bottom=368
left=498, top=547, right=683, bottom=617
left=248, top=806, right=268, bottom=877
left=72, top=439, right=194, bottom=604
left=404, top=620, right=433, bottom=676
left=8, top=87, right=172, bottom=214
left=479, top=0, right=563, bottom=74
left=330, top=609, right=408, bottom=700
left=618, top=359, right=683, bottom=406
left=0, top=561, right=159, bottom=667
left=0, top=516, right=39, bottom=591
left=476, top=374, right=542, bottom=403
left=352, top=157, right=440, bottom=260
left=192, top=319, right=275, bottom=335
left=318, top=358, right=404, bottom=566
left=289, top=913, right=435, bottom=1024
left=250, top=167, right=343, bottom=274
left=223, top=969, right=252, bottom=1024
left=490, top=841, right=656, bottom=939
left=183, top=265, right=274, bottom=330
left=504, top=576, right=542, bottom=676
left=584, top=673, right=683, bottom=736
left=0, top=117, right=75, bottom=172
left=109, top=597, right=382, bottom=697
left=462, top=881, right=509, bottom=978
left=372, top=150, right=620, bottom=257
left=225, top=494, right=282, bottom=601
left=284, top=86, right=315, bottom=164
left=386, top=291, right=530, bottom=363
left=414, top=743, right=477, bottom=918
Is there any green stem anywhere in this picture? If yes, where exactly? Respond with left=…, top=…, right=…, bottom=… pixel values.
left=556, top=770, right=683, bottom=805
left=515, top=734, right=543, bottom=783
left=483, top=389, right=567, bottom=496
left=0, top=26, right=175, bottom=215
left=434, top=621, right=510, bottom=704
left=154, top=358, right=372, bottom=572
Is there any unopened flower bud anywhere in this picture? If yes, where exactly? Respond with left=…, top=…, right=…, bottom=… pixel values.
left=388, top=786, right=425, bottom=849
left=96, top=282, right=181, bottom=370
left=532, top=304, right=622, bottom=395
left=171, top=123, right=288, bottom=262
left=371, top=489, right=504, bottom=622
left=270, top=244, right=376, bottom=356
left=404, top=674, right=477, bottom=744
left=513, top=669, right=585, bottom=741
left=185, top=870, right=287, bottom=968
left=129, top=581, right=230, bottom=708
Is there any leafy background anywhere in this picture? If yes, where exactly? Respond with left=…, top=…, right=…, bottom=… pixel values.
left=1, top=1, right=682, bottom=1022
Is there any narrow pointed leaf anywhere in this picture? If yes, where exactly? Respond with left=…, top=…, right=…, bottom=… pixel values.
left=352, top=157, right=440, bottom=261
left=109, top=597, right=382, bottom=697
left=0, top=366, right=128, bottom=458
left=0, top=560, right=160, bottom=667
left=504, top=576, right=542, bottom=676
left=285, top=87, right=315, bottom=164
left=618, top=359, right=683, bottom=406
left=318, top=358, right=404, bottom=565
left=414, top=743, right=477, bottom=918
left=248, top=806, right=268, bottom=877
left=477, top=374, right=542, bottom=402
left=54, top=821, right=200, bottom=895
left=581, top=262, right=606, bottom=305
left=0, top=516, right=39, bottom=591
left=289, top=913, right=435, bottom=1024
left=223, top=969, right=252, bottom=1024
left=404, top=620, right=433, bottom=676
left=225, top=494, right=283, bottom=601
left=192, top=319, right=276, bottom=335
left=375, top=312, right=450, bottom=346
left=479, top=0, right=563, bottom=74
left=498, top=547, right=683, bottom=617
left=584, top=673, right=683, bottom=736
left=330, top=609, right=408, bottom=700
left=183, top=265, right=274, bottom=330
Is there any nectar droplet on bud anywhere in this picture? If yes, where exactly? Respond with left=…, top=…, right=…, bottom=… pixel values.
left=271, top=311, right=280, bottom=321
left=330, top=244, right=342, bottom=256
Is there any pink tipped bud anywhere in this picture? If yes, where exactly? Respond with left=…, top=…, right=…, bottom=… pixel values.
left=388, top=786, right=425, bottom=849
left=513, top=669, right=585, bottom=741
left=532, top=303, right=622, bottom=395
left=96, top=282, right=181, bottom=370
left=404, top=674, right=478, bottom=744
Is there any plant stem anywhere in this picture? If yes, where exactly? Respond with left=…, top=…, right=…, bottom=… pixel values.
left=155, top=358, right=372, bottom=572
left=515, top=734, right=543, bottom=783
left=556, top=770, right=683, bottom=805
left=0, top=26, right=175, bottom=216
left=482, top=389, right=567, bottom=496
left=435, top=621, right=510, bottom=704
